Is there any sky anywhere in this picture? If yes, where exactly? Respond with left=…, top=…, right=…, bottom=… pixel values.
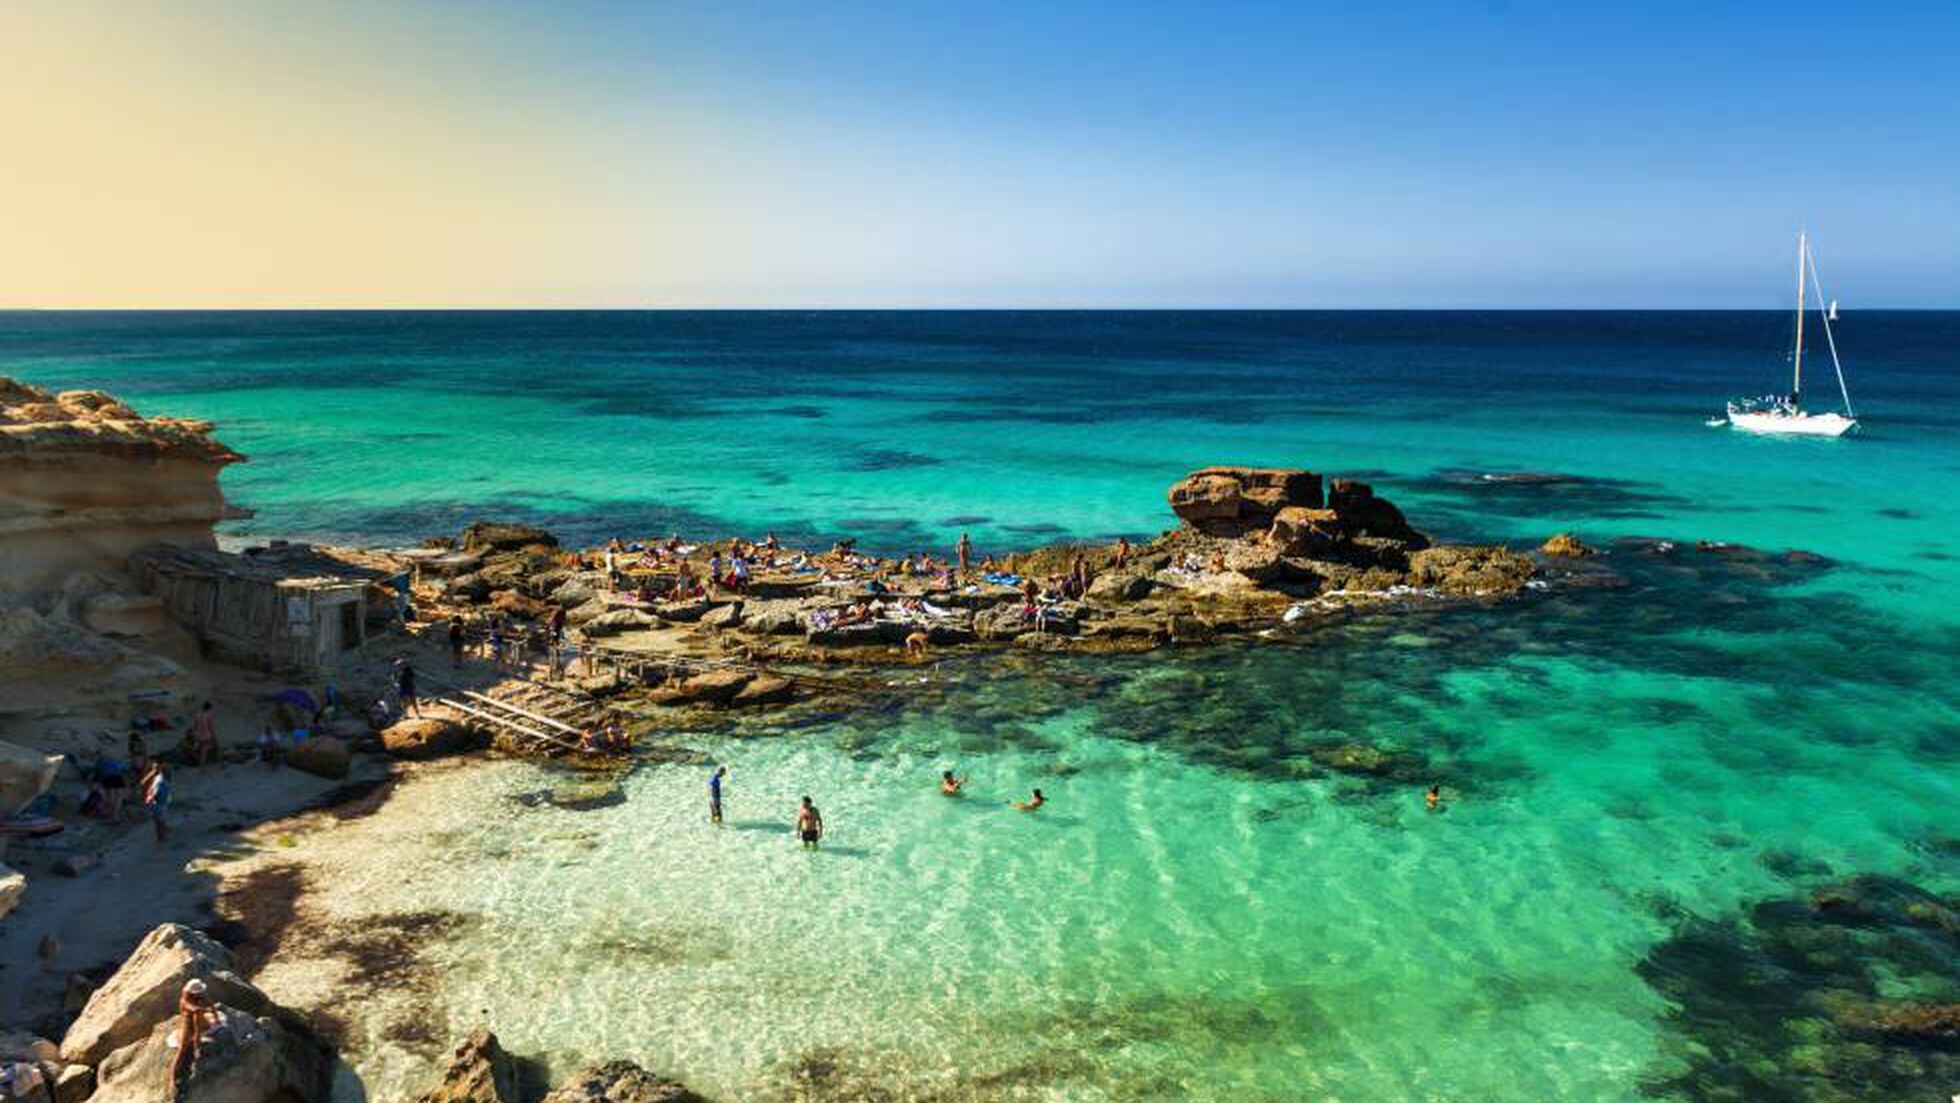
left=2, top=0, right=1956, bottom=308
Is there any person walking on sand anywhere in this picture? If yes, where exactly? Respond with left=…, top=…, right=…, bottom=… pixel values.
left=796, top=796, right=823, bottom=849
left=141, top=760, right=172, bottom=843
left=709, top=765, right=728, bottom=824
left=956, top=532, right=972, bottom=575
left=394, top=657, right=421, bottom=718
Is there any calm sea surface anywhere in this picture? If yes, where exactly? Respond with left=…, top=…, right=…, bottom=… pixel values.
left=6, top=311, right=1956, bottom=1101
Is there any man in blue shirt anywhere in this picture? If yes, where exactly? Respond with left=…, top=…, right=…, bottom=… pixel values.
left=709, top=765, right=727, bottom=824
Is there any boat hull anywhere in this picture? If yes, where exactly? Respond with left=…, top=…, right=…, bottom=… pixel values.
left=1726, top=410, right=1857, bottom=437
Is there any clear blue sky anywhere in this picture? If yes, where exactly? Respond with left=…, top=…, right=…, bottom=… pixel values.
left=7, top=0, right=1957, bottom=306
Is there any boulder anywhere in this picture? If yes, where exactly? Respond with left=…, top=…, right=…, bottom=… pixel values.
left=0, top=862, right=22, bottom=920
left=81, top=592, right=170, bottom=637
left=583, top=609, right=657, bottom=637
left=540, top=1060, right=708, bottom=1103
left=1327, top=480, right=1427, bottom=547
left=738, top=599, right=808, bottom=635
left=1167, top=467, right=1323, bottom=537
left=285, top=736, right=351, bottom=780
left=412, top=1028, right=518, bottom=1103
left=1539, top=532, right=1596, bottom=558
left=700, top=602, right=743, bottom=629
left=489, top=590, right=547, bottom=619
left=1267, top=506, right=1346, bottom=556
left=731, top=675, right=794, bottom=707
left=565, top=597, right=610, bottom=626
left=89, top=1006, right=332, bottom=1103
left=381, top=717, right=485, bottom=760
left=655, top=599, right=712, bottom=623
left=460, top=522, right=558, bottom=553
left=0, top=738, right=62, bottom=817
left=60, top=924, right=268, bottom=1066
left=552, top=577, right=600, bottom=608
left=445, top=573, right=492, bottom=602
left=973, top=603, right=1033, bottom=640
left=1086, top=572, right=1154, bottom=602
left=1219, top=543, right=1287, bottom=583
left=679, top=669, right=753, bottom=705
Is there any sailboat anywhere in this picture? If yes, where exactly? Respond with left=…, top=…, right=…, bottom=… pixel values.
left=1722, top=231, right=1858, bottom=437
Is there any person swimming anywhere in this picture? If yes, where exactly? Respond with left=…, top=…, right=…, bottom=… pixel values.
left=1013, top=788, right=1045, bottom=812
left=940, top=770, right=967, bottom=796
left=1426, top=783, right=1441, bottom=811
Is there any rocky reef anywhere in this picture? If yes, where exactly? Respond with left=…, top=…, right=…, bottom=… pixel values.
left=1639, top=873, right=1959, bottom=1103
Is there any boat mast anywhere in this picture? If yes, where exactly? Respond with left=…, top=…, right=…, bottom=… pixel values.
left=1792, top=230, right=1806, bottom=404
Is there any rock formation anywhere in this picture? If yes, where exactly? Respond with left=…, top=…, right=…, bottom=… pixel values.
left=60, top=923, right=333, bottom=1103
left=1167, top=466, right=1323, bottom=538
left=412, top=1028, right=519, bottom=1103
left=539, top=1060, right=708, bottom=1103
left=0, top=378, right=241, bottom=597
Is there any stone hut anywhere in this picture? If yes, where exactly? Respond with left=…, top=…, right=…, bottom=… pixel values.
left=129, top=542, right=402, bottom=676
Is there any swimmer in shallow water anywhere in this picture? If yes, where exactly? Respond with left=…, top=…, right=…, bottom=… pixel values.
left=1013, top=788, right=1045, bottom=812
left=940, top=770, right=967, bottom=796
left=796, top=795, right=824, bottom=848
left=1426, top=783, right=1441, bottom=812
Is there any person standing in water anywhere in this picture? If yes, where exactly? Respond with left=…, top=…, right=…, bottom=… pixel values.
left=709, top=765, right=728, bottom=824
left=1425, top=783, right=1442, bottom=812
left=940, top=770, right=967, bottom=796
left=1013, top=788, right=1045, bottom=812
left=796, top=796, right=824, bottom=848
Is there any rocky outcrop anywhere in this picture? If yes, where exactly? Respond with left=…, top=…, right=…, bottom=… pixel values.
left=412, top=1028, right=519, bottom=1103
left=1167, top=467, right=1323, bottom=538
left=539, top=1060, right=708, bottom=1103
left=60, top=924, right=269, bottom=1066
left=0, top=863, right=24, bottom=922
left=0, top=737, right=61, bottom=816
left=460, top=522, right=558, bottom=554
left=0, top=379, right=241, bottom=597
left=1539, top=532, right=1595, bottom=558
left=1324, top=479, right=1426, bottom=547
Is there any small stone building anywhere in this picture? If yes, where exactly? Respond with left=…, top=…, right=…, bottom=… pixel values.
left=130, top=542, right=402, bottom=676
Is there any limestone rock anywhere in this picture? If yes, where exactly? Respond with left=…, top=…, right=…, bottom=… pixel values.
left=459, top=522, right=558, bottom=553
left=1406, top=545, right=1534, bottom=596
left=583, top=609, right=657, bottom=637
left=1267, top=506, right=1346, bottom=556
left=1327, top=480, right=1427, bottom=547
left=732, top=675, right=794, bottom=706
left=565, top=597, right=610, bottom=626
left=1539, top=532, right=1596, bottom=558
left=60, top=923, right=269, bottom=1066
left=412, top=1028, right=518, bottom=1103
left=80, top=591, right=169, bottom=637
left=738, top=599, right=808, bottom=635
left=540, top=1060, right=708, bottom=1103
left=552, top=576, right=600, bottom=608
left=0, top=738, right=62, bottom=817
left=0, top=863, right=25, bottom=922
left=700, top=602, right=743, bottom=629
left=1167, top=467, right=1323, bottom=538
left=89, top=1006, right=332, bottom=1103
left=285, top=735, right=351, bottom=780
left=655, top=599, right=712, bottom=623
left=489, top=590, right=547, bottom=619
left=679, top=669, right=753, bottom=705
left=1087, top=572, right=1154, bottom=602
left=381, top=717, right=485, bottom=760
left=445, top=573, right=493, bottom=602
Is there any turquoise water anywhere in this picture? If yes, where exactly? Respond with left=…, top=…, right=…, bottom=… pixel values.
left=7, top=311, right=1957, bottom=1100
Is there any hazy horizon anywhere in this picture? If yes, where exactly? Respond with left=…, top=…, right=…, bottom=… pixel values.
left=4, top=1, right=1956, bottom=310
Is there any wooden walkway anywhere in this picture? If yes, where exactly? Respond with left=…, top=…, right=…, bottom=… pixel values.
left=426, top=674, right=621, bottom=755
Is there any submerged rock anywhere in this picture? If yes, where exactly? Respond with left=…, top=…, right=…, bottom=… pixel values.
left=459, top=522, right=558, bottom=553
left=539, top=1059, right=707, bottom=1103
left=1538, top=532, right=1595, bottom=558
left=412, top=1028, right=519, bottom=1103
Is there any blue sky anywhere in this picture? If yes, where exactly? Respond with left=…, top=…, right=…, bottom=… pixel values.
left=6, top=0, right=1957, bottom=306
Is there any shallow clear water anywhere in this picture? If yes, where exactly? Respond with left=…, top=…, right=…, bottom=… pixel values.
left=7, top=311, right=1957, bottom=1101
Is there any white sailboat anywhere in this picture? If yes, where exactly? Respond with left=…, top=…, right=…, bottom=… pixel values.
left=1722, top=231, right=1858, bottom=437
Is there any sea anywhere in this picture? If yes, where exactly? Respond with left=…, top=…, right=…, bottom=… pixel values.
left=4, top=310, right=1955, bottom=1102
